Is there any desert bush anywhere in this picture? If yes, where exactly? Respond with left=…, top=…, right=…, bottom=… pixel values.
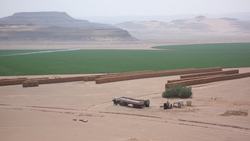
left=179, top=86, right=192, bottom=98
left=162, top=83, right=192, bottom=98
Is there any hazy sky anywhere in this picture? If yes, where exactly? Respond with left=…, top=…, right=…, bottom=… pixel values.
left=1, top=0, right=250, bottom=18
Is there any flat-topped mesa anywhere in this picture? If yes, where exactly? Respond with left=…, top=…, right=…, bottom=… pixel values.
left=12, top=12, right=75, bottom=20
left=0, top=12, right=137, bottom=43
left=1, top=11, right=112, bottom=28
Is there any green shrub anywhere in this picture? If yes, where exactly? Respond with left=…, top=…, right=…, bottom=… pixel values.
left=162, top=83, right=192, bottom=98
left=179, top=86, right=192, bottom=98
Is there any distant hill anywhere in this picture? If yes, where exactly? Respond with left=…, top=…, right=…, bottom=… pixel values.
left=0, top=12, right=137, bottom=43
left=81, top=12, right=250, bottom=24
left=115, top=16, right=250, bottom=42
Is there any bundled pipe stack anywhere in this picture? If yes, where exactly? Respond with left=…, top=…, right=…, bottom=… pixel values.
left=0, top=75, right=104, bottom=87
left=167, top=70, right=239, bottom=83
left=165, top=69, right=250, bottom=88
left=2, top=67, right=250, bottom=88
left=31, top=75, right=104, bottom=87
left=95, top=67, right=222, bottom=84
left=23, top=80, right=39, bottom=87
left=0, top=78, right=28, bottom=86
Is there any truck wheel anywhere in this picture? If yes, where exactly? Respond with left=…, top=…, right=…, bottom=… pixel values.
left=144, top=100, right=150, bottom=107
left=119, top=102, right=128, bottom=106
left=112, top=99, right=117, bottom=105
left=133, top=104, right=142, bottom=108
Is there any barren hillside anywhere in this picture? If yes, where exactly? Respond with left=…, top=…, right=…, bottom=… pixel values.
left=0, top=12, right=137, bottom=43
left=116, top=16, right=250, bottom=42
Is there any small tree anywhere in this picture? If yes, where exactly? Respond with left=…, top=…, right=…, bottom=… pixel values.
left=162, top=83, right=192, bottom=98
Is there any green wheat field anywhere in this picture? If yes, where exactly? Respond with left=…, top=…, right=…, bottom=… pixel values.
left=0, top=43, right=249, bottom=76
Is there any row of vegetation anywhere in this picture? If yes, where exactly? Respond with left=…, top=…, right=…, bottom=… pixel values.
left=0, top=43, right=249, bottom=75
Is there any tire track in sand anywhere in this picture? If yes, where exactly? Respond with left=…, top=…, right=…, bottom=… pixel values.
left=1, top=101, right=250, bottom=134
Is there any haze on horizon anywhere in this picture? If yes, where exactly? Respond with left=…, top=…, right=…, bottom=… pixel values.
left=1, top=0, right=250, bottom=19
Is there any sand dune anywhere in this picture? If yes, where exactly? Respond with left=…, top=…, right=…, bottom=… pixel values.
left=115, top=16, right=250, bottom=42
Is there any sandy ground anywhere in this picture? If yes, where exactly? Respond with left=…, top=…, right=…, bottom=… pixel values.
left=1, top=40, right=249, bottom=50
left=0, top=67, right=250, bottom=141
left=0, top=42, right=169, bottom=50
left=0, top=42, right=250, bottom=140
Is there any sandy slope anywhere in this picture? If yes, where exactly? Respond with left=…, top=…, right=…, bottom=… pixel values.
left=1, top=40, right=250, bottom=50
left=0, top=67, right=250, bottom=141
left=115, top=17, right=250, bottom=43
left=0, top=42, right=174, bottom=50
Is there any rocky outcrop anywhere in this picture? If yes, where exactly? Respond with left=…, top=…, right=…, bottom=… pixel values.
left=0, top=12, right=137, bottom=43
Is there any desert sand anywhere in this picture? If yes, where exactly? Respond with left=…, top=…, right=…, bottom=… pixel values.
left=1, top=40, right=250, bottom=50
left=0, top=66, right=250, bottom=141
left=0, top=42, right=250, bottom=141
left=0, top=42, right=173, bottom=50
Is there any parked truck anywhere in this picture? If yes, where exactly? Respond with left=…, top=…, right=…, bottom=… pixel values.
left=113, top=97, right=150, bottom=108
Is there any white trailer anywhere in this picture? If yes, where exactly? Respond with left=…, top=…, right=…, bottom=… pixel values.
left=113, top=97, right=150, bottom=108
